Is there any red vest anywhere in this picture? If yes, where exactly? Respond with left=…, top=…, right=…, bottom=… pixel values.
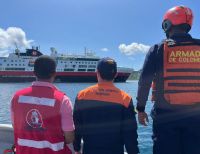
left=163, top=40, right=200, bottom=105
left=12, top=84, right=72, bottom=154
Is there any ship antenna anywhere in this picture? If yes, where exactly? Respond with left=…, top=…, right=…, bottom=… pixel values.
left=84, top=47, right=87, bottom=56
left=14, top=42, right=18, bottom=50
left=14, top=42, right=20, bottom=56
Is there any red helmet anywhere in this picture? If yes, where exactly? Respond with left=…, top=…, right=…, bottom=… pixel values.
left=162, top=6, right=193, bottom=32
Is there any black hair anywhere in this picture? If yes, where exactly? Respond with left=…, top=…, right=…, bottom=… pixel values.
left=34, top=55, right=56, bottom=79
left=98, top=64, right=117, bottom=81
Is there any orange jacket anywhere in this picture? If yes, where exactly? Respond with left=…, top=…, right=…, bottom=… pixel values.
left=163, top=40, right=200, bottom=105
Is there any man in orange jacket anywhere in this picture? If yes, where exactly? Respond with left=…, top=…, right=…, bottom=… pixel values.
left=73, top=57, right=139, bottom=154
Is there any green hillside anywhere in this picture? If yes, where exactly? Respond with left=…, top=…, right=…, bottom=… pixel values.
left=128, top=70, right=141, bottom=80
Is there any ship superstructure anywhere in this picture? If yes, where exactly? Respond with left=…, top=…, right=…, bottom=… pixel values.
left=0, top=47, right=133, bottom=82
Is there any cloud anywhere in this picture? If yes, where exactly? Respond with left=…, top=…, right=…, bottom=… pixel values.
left=119, top=42, right=150, bottom=56
left=0, top=27, right=33, bottom=56
left=100, top=48, right=109, bottom=52
left=0, top=50, right=9, bottom=57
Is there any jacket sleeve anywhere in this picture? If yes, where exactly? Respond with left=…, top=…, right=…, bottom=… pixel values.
left=122, top=99, right=139, bottom=154
left=136, top=45, right=157, bottom=112
left=73, top=97, right=82, bottom=152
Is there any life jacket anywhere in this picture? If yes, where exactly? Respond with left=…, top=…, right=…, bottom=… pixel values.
left=163, top=39, right=200, bottom=105
left=12, top=84, right=72, bottom=154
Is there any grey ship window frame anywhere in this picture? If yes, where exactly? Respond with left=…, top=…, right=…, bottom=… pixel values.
left=79, top=65, right=87, bottom=68
left=88, top=65, right=96, bottom=68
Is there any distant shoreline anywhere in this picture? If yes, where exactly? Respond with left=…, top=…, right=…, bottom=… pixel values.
left=128, top=70, right=141, bottom=80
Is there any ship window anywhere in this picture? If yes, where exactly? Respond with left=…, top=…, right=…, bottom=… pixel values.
left=4, top=60, right=6, bottom=62
left=78, top=69, right=86, bottom=72
left=0, top=63, right=2, bottom=66
left=64, top=69, right=74, bottom=72
left=11, top=64, right=13, bottom=66
left=11, top=60, right=13, bottom=62
left=7, top=64, right=9, bottom=66
left=87, top=69, right=95, bottom=72
left=15, top=60, right=17, bottom=62
left=15, top=64, right=17, bottom=66
left=19, top=64, right=21, bottom=66
left=5, top=68, right=25, bottom=71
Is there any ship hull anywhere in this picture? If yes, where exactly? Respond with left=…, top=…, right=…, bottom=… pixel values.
left=0, top=71, right=131, bottom=82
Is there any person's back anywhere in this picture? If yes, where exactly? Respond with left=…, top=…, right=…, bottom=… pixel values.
left=137, top=6, right=200, bottom=154
left=11, top=55, right=74, bottom=154
left=73, top=58, right=139, bottom=154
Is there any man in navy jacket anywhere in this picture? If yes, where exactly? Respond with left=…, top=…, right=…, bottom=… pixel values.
left=136, top=6, right=200, bottom=154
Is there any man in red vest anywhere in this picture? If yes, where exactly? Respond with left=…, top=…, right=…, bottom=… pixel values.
left=11, top=55, right=74, bottom=154
left=136, top=6, right=200, bottom=154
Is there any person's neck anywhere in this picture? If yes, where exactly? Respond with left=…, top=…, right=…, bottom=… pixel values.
left=98, top=79, right=113, bottom=85
left=36, top=78, right=53, bottom=83
left=168, top=29, right=187, bottom=38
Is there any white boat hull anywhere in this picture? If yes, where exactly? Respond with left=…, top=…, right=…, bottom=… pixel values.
left=0, top=124, right=14, bottom=154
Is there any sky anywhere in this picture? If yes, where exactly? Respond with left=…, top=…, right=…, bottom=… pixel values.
left=0, top=0, right=199, bottom=70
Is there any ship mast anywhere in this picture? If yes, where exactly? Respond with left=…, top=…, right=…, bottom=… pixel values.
left=84, top=47, right=87, bottom=56
left=14, top=43, right=20, bottom=56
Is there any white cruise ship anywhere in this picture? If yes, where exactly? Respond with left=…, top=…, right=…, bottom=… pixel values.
left=0, top=47, right=133, bottom=82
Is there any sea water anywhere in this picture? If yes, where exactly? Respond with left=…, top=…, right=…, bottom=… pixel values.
left=0, top=81, right=153, bottom=154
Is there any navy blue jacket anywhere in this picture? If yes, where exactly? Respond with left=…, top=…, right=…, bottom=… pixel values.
left=136, top=33, right=200, bottom=117
left=73, top=83, right=139, bottom=154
